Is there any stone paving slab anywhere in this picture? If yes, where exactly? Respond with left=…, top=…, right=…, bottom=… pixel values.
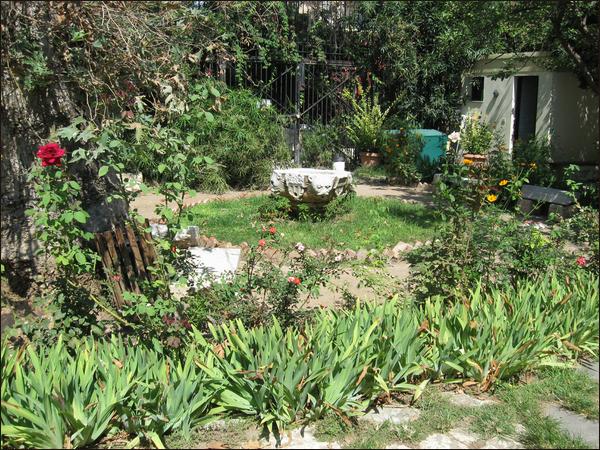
left=262, top=428, right=340, bottom=449
left=360, top=405, right=421, bottom=425
left=440, top=391, right=497, bottom=408
left=542, top=403, right=599, bottom=448
left=578, top=360, right=600, bottom=382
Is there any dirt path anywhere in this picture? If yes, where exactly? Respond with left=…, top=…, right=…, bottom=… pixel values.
left=131, top=189, right=267, bottom=221
left=306, top=260, right=411, bottom=309
left=354, top=182, right=434, bottom=204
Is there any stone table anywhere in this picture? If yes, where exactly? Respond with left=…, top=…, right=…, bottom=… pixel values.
left=270, top=168, right=354, bottom=205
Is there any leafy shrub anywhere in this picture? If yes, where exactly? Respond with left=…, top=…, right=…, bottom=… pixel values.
left=512, top=137, right=554, bottom=186
left=183, top=227, right=343, bottom=328
left=300, top=123, right=344, bottom=168
left=382, top=130, right=423, bottom=185
left=180, top=79, right=290, bottom=191
left=124, top=79, right=290, bottom=192
left=407, top=210, right=572, bottom=302
left=258, top=192, right=355, bottom=223
left=343, top=81, right=396, bottom=154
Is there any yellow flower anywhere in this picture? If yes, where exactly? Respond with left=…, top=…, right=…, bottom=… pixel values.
left=463, top=158, right=473, bottom=165
left=486, top=193, right=498, bottom=203
left=499, top=179, right=508, bottom=186
left=529, top=162, right=537, bottom=169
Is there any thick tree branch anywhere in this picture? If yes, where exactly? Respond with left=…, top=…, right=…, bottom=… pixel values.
left=552, top=0, right=599, bottom=94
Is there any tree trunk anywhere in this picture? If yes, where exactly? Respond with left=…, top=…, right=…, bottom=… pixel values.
left=1, top=2, right=127, bottom=290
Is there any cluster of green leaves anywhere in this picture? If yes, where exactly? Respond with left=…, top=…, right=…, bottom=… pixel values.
left=1, top=335, right=217, bottom=449
left=511, top=137, right=555, bottom=186
left=258, top=193, right=355, bottom=223
left=460, top=113, right=499, bottom=156
left=381, top=129, right=424, bottom=186
left=119, top=79, right=289, bottom=192
left=300, top=122, right=345, bottom=169
left=2, top=271, right=598, bottom=447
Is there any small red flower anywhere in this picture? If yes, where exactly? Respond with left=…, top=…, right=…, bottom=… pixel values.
left=36, top=142, right=66, bottom=167
left=258, top=239, right=266, bottom=247
left=171, top=246, right=177, bottom=253
left=288, top=276, right=301, bottom=285
left=162, top=315, right=175, bottom=326
left=269, top=226, right=276, bottom=234
left=112, top=274, right=121, bottom=282
left=576, top=256, right=587, bottom=267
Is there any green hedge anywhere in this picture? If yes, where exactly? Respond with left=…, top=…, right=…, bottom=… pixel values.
left=2, top=272, right=598, bottom=448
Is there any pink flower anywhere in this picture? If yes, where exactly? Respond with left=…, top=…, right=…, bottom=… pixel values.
left=576, top=256, right=587, bottom=267
left=295, top=242, right=305, bottom=252
left=287, top=277, right=301, bottom=285
left=269, top=226, right=277, bottom=234
left=258, top=239, right=266, bottom=247
left=287, top=276, right=295, bottom=283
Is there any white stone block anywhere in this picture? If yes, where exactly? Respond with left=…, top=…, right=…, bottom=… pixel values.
left=188, top=247, right=241, bottom=287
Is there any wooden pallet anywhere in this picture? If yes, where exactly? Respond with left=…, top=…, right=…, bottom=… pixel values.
left=94, top=220, right=157, bottom=307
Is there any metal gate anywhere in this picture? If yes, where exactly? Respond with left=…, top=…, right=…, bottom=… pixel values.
left=211, top=57, right=357, bottom=162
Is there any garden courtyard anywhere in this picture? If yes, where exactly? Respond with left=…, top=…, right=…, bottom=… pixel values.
left=1, top=1, right=599, bottom=449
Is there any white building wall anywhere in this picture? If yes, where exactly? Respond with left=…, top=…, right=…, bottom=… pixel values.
left=550, top=72, right=599, bottom=163
left=462, top=76, right=513, bottom=150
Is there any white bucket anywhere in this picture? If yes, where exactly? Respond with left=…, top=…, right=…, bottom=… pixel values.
left=333, top=161, right=345, bottom=172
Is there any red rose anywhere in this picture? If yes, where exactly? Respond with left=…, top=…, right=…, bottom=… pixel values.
left=576, top=256, right=587, bottom=267
left=258, top=239, right=266, bottom=247
left=269, top=226, right=276, bottom=234
left=36, top=142, right=66, bottom=167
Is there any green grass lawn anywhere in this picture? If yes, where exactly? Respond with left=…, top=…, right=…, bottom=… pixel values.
left=183, top=194, right=439, bottom=250
left=352, top=166, right=388, bottom=183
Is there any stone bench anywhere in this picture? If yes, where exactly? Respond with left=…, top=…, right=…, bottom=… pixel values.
left=518, top=184, right=576, bottom=218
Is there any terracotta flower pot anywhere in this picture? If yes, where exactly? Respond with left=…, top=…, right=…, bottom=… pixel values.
left=462, top=153, right=488, bottom=168
left=359, top=151, right=382, bottom=167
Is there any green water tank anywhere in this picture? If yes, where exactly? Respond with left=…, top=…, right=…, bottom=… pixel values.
left=409, top=129, right=447, bottom=162
left=384, top=129, right=447, bottom=162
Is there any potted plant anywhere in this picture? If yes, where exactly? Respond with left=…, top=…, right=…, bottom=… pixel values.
left=459, top=113, right=495, bottom=167
left=343, top=83, right=396, bottom=167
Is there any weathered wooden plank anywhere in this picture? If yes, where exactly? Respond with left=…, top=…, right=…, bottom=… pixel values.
left=95, top=232, right=125, bottom=307
left=142, top=219, right=158, bottom=266
left=125, top=225, right=148, bottom=281
left=103, top=230, right=128, bottom=303
left=114, top=226, right=140, bottom=294
left=521, top=184, right=575, bottom=206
